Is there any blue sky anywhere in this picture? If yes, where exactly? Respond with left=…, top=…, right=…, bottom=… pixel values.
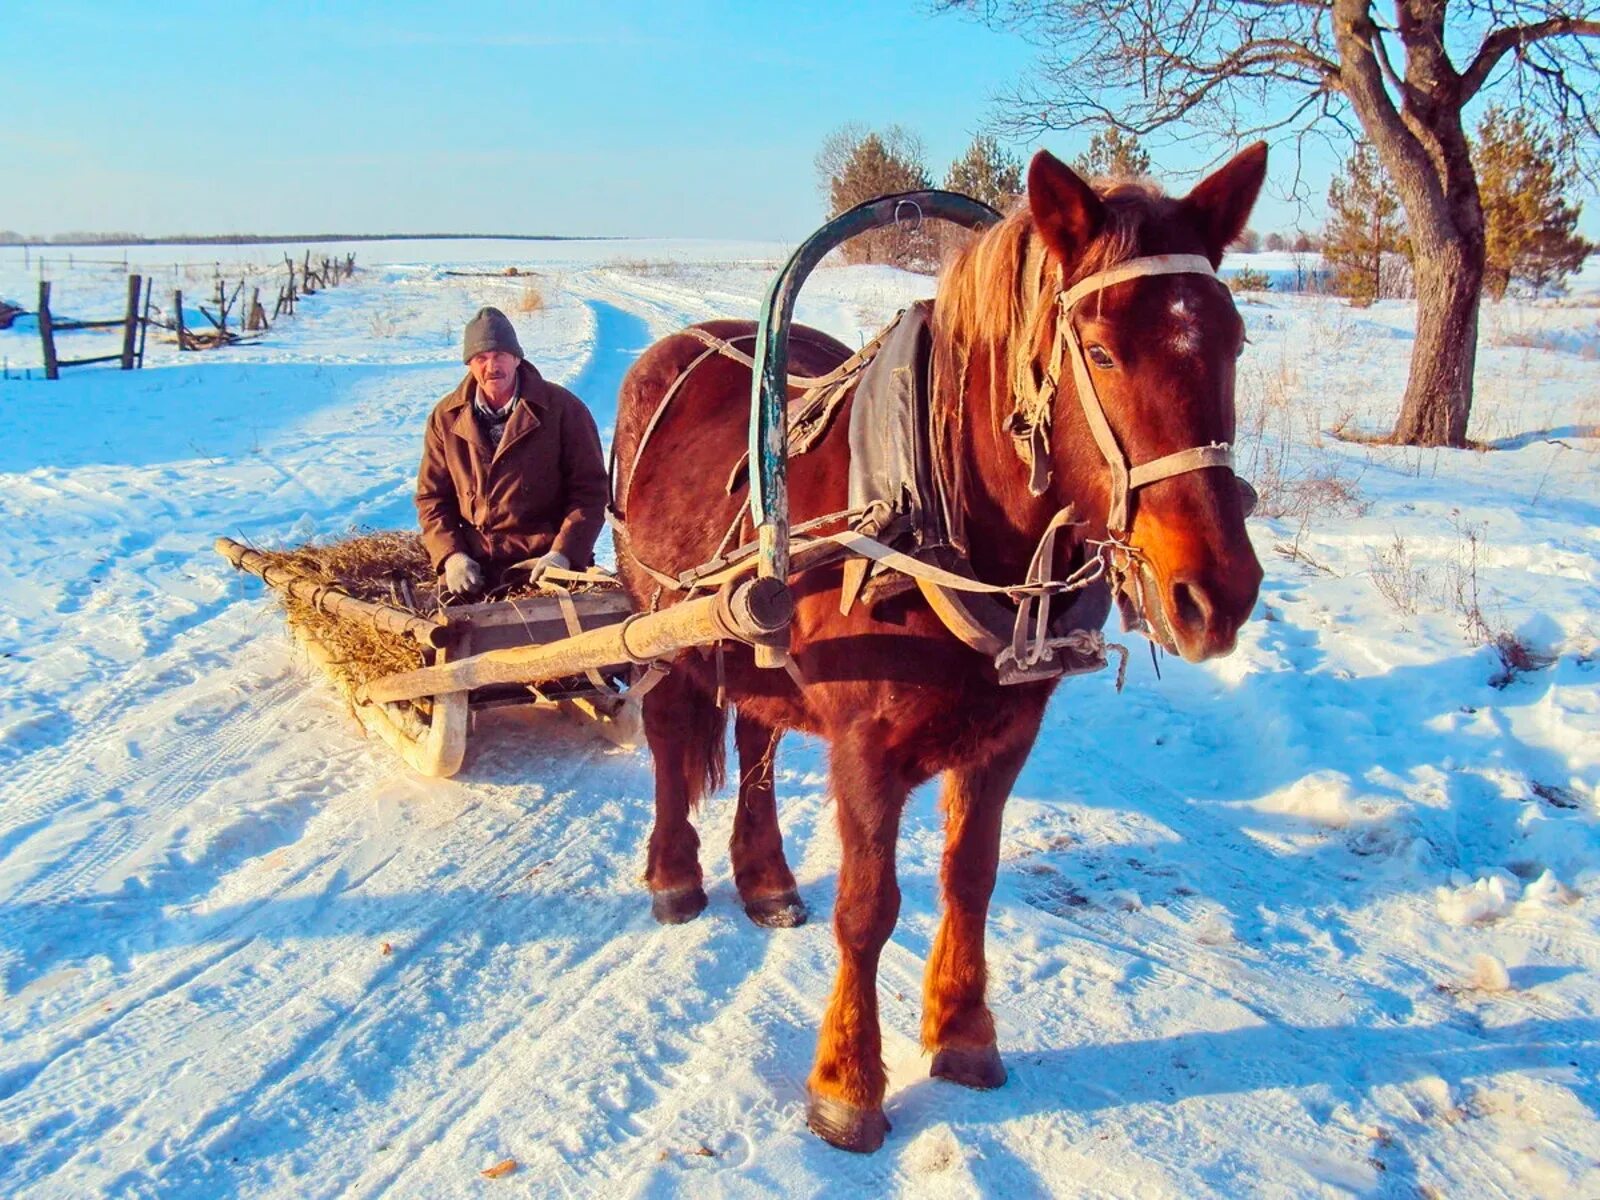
left=6, top=1, right=1571, bottom=242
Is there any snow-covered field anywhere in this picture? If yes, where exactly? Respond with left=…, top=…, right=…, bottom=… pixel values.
left=1, top=239, right=1596, bottom=1198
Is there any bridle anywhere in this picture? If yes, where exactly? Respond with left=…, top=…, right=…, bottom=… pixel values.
left=1009, top=253, right=1239, bottom=538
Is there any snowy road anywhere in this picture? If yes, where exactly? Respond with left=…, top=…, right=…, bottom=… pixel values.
left=0, top=242, right=1596, bottom=1197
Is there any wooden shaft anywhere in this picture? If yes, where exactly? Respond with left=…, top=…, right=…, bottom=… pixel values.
left=214, top=536, right=448, bottom=648
left=38, top=281, right=57, bottom=380
left=173, top=289, right=186, bottom=351
left=359, top=578, right=791, bottom=705
left=121, top=274, right=141, bottom=369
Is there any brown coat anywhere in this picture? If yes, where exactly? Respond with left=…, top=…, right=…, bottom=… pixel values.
left=415, top=359, right=608, bottom=573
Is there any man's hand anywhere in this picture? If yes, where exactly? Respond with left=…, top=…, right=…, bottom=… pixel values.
left=442, top=552, right=485, bottom=596
left=525, top=550, right=570, bottom=585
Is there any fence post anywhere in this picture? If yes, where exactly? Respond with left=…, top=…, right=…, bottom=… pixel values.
left=173, top=289, right=187, bottom=352
left=120, top=274, right=142, bottom=369
left=39, top=281, right=58, bottom=381
left=137, top=276, right=153, bottom=368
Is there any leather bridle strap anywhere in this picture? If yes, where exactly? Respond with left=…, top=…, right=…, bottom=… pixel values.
left=1030, top=253, right=1236, bottom=536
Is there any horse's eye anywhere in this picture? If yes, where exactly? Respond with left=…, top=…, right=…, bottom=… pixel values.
left=1086, top=344, right=1115, bottom=370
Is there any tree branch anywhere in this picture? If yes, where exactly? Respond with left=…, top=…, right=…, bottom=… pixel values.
left=1461, top=17, right=1600, bottom=100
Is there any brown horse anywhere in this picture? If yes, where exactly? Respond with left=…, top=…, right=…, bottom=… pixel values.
left=610, top=145, right=1268, bottom=1152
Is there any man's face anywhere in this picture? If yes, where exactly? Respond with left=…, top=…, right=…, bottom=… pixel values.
left=469, top=350, right=520, bottom=394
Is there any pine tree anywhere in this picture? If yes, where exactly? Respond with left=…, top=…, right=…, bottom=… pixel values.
left=1473, top=107, right=1593, bottom=300
left=944, top=135, right=1023, bottom=211
left=819, top=127, right=934, bottom=270
left=1322, top=144, right=1409, bottom=305
left=1073, top=126, right=1151, bottom=180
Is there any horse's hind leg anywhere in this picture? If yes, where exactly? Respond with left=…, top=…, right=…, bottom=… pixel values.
left=806, top=729, right=908, bottom=1153
left=921, top=722, right=1040, bottom=1091
left=731, top=710, right=806, bottom=928
left=641, top=665, right=727, bottom=924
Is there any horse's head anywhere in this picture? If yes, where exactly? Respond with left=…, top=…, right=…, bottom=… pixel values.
left=1018, top=144, right=1268, bottom=663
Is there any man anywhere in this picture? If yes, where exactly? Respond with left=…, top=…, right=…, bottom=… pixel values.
left=416, top=306, right=608, bottom=597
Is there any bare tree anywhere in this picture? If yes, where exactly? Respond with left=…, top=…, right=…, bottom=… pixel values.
left=948, top=1, right=1600, bottom=447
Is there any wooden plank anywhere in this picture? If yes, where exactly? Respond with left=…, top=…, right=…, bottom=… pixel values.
left=38, top=281, right=57, bottom=380
left=52, top=318, right=128, bottom=331
left=57, top=353, right=125, bottom=368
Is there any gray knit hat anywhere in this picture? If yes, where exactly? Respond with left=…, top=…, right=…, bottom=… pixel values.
left=462, top=306, right=523, bottom=363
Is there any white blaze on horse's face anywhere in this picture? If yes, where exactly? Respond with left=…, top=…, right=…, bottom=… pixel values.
left=1167, top=289, right=1203, bottom=358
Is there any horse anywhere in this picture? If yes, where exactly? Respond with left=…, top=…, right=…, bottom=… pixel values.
left=609, top=144, right=1268, bottom=1152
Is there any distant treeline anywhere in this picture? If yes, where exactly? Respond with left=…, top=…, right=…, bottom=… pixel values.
left=0, top=232, right=617, bottom=247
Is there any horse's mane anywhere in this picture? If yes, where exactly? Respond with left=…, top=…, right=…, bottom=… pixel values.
left=928, top=180, right=1171, bottom=527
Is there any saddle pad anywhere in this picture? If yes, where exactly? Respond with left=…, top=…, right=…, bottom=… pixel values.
left=846, top=301, right=944, bottom=543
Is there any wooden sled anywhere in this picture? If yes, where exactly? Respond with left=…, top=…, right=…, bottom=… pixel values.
left=215, top=537, right=638, bottom=777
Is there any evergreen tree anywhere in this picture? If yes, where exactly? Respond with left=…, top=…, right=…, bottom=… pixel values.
left=944, top=135, right=1023, bottom=211
left=818, top=127, right=934, bottom=270
left=1073, top=125, right=1151, bottom=179
left=1322, top=144, right=1409, bottom=305
left=1473, top=107, right=1593, bottom=300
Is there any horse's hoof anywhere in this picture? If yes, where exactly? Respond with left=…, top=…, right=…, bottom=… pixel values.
left=930, top=1044, right=1007, bottom=1090
left=806, top=1094, right=889, bottom=1153
left=650, top=885, right=707, bottom=925
left=743, top=889, right=808, bottom=928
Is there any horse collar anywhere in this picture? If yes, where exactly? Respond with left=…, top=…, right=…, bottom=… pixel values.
left=1016, top=253, right=1236, bottom=537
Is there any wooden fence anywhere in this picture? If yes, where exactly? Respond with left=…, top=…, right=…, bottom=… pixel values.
left=36, top=275, right=151, bottom=380
left=30, top=249, right=357, bottom=376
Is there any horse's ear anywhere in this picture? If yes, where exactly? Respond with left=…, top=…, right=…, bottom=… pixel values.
left=1028, top=150, right=1104, bottom=264
left=1180, top=142, right=1268, bottom=266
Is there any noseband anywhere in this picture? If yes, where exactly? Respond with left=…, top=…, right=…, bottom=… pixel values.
left=1012, top=253, right=1237, bottom=537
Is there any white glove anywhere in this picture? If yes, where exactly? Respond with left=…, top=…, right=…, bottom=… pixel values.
left=526, top=550, right=570, bottom=584
left=442, top=552, right=484, bottom=595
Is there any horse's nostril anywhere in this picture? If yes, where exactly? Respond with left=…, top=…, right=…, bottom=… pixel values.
left=1170, top=580, right=1212, bottom=633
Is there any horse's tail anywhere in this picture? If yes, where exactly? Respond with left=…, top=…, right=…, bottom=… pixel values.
left=640, top=670, right=728, bottom=810
left=685, top=685, right=728, bottom=809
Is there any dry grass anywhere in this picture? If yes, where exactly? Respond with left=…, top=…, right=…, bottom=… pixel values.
left=1366, top=533, right=1428, bottom=616
left=261, top=531, right=439, bottom=696
left=514, top=284, right=545, bottom=314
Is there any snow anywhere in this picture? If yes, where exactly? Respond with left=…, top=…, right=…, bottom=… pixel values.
left=1, top=238, right=1598, bottom=1198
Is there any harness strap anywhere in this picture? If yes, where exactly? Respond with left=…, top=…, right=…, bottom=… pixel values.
left=615, top=324, right=895, bottom=525
left=683, top=324, right=894, bottom=392
left=1019, top=252, right=1237, bottom=534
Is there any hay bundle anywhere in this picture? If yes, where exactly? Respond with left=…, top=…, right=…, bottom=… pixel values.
left=255, top=530, right=438, bottom=700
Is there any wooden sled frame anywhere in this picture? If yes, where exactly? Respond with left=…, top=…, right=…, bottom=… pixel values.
left=216, top=538, right=639, bottom=777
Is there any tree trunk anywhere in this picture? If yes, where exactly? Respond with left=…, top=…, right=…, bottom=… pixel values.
left=1392, top=232, right=1481, bottom=446
left=1387, top=125, right=1486, bottom=449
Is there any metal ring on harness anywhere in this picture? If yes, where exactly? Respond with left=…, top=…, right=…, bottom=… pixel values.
left=892, top=198, right=925, bottom=234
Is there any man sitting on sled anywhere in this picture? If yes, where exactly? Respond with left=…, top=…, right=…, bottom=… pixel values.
left=416, top=305, right=608, bottom=598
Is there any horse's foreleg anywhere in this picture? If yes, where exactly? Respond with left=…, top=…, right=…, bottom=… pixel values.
left=731, top=711, right=806, bottom=928
left=921, top=729, right=1038, bottom=1091
left=806, top=732, right=907, bottom=1153
left=641, top=667, right=726, bottom=924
